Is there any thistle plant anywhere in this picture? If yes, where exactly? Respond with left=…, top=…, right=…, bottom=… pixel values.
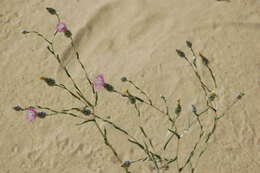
left=14, top=8, right=245, bottom=173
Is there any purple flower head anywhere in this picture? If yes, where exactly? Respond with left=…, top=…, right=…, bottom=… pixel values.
left=56, top=22, right=67, bottom=32
left=94, top=74, right=105, bottom=89
left=26, top=107, right=37, bottom=121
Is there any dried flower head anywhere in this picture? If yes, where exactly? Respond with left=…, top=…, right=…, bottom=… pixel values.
left=26, top=107, right=37, bottom=121
left=123, top=89, right=129, bottom=95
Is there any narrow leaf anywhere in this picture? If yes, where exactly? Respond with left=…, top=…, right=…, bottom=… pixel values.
left=76, top=119, right=95, bottom=126
left=128, top=139, right=144, bottom=150
left=163, top=133, right=174, bottom=150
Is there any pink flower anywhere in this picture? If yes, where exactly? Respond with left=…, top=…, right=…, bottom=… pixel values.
left=26, top=107, right=37, bottom=121
left=94, top=74, right=105, bottom=89
left=56, top=22, right=67, bottom=32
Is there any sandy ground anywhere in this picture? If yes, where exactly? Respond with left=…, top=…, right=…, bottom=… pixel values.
left=1, top=0, right=260, bottom=172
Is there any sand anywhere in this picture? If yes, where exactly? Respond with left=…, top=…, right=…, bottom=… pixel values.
left=1, top=0, right=260, bottom=172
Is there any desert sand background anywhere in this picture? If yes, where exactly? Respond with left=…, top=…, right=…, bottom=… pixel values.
left=1, top=0, right=260, bottom=172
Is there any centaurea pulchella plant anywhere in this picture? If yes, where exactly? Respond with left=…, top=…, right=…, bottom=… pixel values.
left=14, top=8, right=245, bottom=173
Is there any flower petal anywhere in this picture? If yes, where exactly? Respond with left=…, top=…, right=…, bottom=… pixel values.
left=26, top=107, right=37, bottom=121
left=56, top=22, right=67, bottom=32
left=94, top=74, right=105, bottom=89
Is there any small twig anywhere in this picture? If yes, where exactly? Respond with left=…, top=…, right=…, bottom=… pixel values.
left=127, top=79, right=153, bottom=105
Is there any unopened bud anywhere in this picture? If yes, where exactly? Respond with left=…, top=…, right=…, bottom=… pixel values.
left=46, top=7, right=57, bottom=15
left=199, top=52, right=209, bottom=66
left=21, top=30, right=29, bottom=34
left=37, top=112, right=47, bottom=119
left=176, top=49, right=186, bottom=58
left=13, top=105, right=23, bottom=111
left=191, top=105, right=197, bottom=114
left=128, top=96, right=136, bottom=104
left=121, top=77, right=127, bottom=82
left=237, top=92, right=245, bottom=100
left=104, top=83, right=114, bottom=92
left=121, top=160, right=131, bottom=168
left=40, top=77, right=56, bottom=87
left=186, top=41, right=192, bottom=48
left=81, top=108, right=91, bottom=116
left=64, top=30, right=72, bottom=38
left=175, top=99, right=182, bottom=115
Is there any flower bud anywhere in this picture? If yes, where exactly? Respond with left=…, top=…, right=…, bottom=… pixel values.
left=121, top=160, right=131, bottom=168
left=81, top=108, right=91, bottom=116
left=160, top=95, right=166, bottom=100
left=104, top=83, right=114, bottom=92
left=237, top=92, right=245, bottom=100
left=37, top=112, right=47, bottom=119
left=46, top=7, right=57, bottom=15
left=176, top=49, right=186, bottom=58
left=40, top=77, right=56, bottom=87
left=121, top=77, right=128, bottom=82
left=186, top=41, right=192, bottom=48
left=191, top=104, right=197, bottom=114
left=175, top=99, right=182, bottom=115
left=199, top=52, right=209, bottom=66
left=13, top=105, right=23, bottom=111
left=64, top=30, right=72, bottom=38
left=21, top=30, right=29, bottom=34
left=128, top=96, right=136, bottom=104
